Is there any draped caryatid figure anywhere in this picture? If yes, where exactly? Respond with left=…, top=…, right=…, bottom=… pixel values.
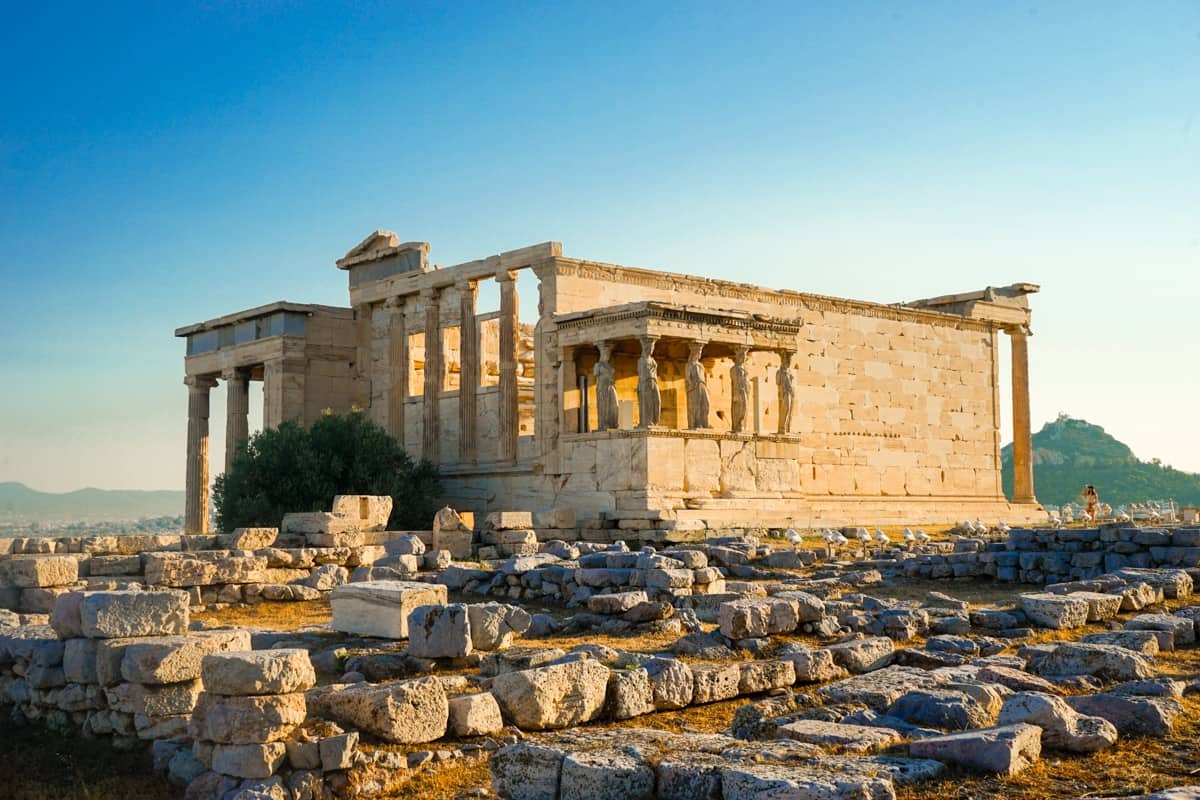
left=637, top=336, right=661, bottom=427
left=777, top=349, right=795, bottom=434
left=594, top=340, right=619, bottom=430
left=730, top=345, right=750, bottom=433
left=685, top=341, right=711, bottom=429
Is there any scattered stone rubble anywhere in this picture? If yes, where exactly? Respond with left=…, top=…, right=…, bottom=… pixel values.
left=6, top=504, right=1200, bottom=799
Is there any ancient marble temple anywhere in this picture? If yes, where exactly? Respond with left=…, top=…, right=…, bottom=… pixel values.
left=177, top=232, right=1042, bottom=533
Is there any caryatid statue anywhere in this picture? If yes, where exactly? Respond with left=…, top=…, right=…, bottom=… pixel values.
left=730, top=345, right=750, bottom=433
left=637, top=336, right=661, bottom=428
left=777, top=350, right=795, bottom=434
left=685, top=341, right=711, bottom=429
left=594, top=341, right=619, bottom=430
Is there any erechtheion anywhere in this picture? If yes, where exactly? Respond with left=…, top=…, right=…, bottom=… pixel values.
left=176, top=232, right=1042, bottom=534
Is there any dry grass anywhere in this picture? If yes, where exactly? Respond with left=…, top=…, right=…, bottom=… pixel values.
left=897, top=648, right=1200, bottom=799
left=607, top=696, right=744, bottom=734
left=0, top=724, right=175, bottom=800
left=897, top=695, right=1200, bottom=799
left=192, top=598, right=333, bottom=630
left=380, top=755, right=491, bottom=800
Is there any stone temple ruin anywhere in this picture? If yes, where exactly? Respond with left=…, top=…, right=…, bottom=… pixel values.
left=176, top=232, right=1044, bottom=536
left=9, top=237, right=1200, bottom=800
left=6, top=490, right=1200, bottom=799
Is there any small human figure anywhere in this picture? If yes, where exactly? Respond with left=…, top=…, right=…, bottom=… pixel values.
left=1080, top=484, right=1100, bottom=522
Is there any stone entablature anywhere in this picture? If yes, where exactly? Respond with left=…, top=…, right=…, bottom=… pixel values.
left=178, top=232, right=1044, bottom=532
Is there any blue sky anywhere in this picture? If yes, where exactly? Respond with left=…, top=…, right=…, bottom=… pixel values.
left=1, top=1, right=1197, bottom=492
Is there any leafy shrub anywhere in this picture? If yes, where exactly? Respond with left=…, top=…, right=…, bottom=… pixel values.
left=213, top=411, right=442, bottom=532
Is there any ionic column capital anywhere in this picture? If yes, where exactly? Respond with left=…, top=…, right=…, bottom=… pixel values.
left=184, top=374, right=218, bottom=391
left=1004, top=323, right=1033, bottom=337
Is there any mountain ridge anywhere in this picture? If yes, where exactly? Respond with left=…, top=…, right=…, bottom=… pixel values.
left=0, top=482, right=184, bottom=521
left=1002, top=414, right=1200, bottom=507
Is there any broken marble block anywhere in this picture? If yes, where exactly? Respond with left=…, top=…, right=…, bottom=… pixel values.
left=201, top=649, right=316, bottom=696
left=490, top=660, right=609, bottom=731
left=908, top=723, right=1042, bottom=776
left=997, top=691, right=1117, bottom=753
left=7, top=555, right=79, bottom=588
left=331, top=494, right=393, bottom=531
left=1019, top=593, right=1089, bottom=630
left=78, top=590, right=190, bottom=639
left=330, top=580, right=448, bottom=639
left=324, top=676, right=448, bottom=743
left=468, top=603, right=532, bottom=651
left=407, top=604, right=473, bottom=659
left=447, top=692, right=504, bottom=737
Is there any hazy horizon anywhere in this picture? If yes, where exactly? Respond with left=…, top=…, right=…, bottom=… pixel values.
left=2, top=3, right=1198, bottom=492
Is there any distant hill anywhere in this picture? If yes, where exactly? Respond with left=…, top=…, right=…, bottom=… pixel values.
left=1002, top=415, right=1200, bottom=507
left=0, top=482, right=184, bottom=522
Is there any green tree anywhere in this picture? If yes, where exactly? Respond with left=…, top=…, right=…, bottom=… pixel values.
left=213, top=411, right=442, bottom=532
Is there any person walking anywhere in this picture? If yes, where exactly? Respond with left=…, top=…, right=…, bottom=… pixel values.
left=1080, top=485, right=1100, bottom=521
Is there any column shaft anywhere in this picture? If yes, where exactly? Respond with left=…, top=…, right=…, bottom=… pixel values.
left=184, top=375, right=217, bottom=534
left=422, top=288, right=443, bottom=462
left=387, top=296, right=408, bottom=444
left=1009, top=327, right=1036, bottom=503
left=458, top=280, right=479, bottom=463
left=497, top=270, right=519, bottom=464
left=222, top=368, right=249, bottom=474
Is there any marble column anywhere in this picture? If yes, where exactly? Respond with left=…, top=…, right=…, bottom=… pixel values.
left=497, top=269, right=519, bottom=464
left=636, top=335, right=661, bottom=428
left=1008, top=325, right=1037, bottom=503
left=777, top=349, right=795, bottom=435
left=184, top=375, right=217, bottom=534
left=222, top=367, right=249, bottom=473
left=730, top=345, right=750, bottom=434
left=422, top=287, right=443, bottom=463
left=685, top=340, right=711, bottom=429
left=458, top=279, right=479, bottom=463
left=386, top=295, right=408, bottom=444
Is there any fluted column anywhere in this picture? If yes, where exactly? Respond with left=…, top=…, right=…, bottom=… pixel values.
left=497, top=269, right=519, bottom=464
left=422, top=287, right=443, bottom=463
left=184, top=375, right=217, bottom=534
left=1008, top=325, right=1036, bottom=503
left=386, top=296, right=408, bottom=443
left=458, top=279, right=479, bottom=464
left=222, top=367, right=249, bottom=473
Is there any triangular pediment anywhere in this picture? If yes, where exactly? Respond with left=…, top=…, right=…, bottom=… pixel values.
left=336, top=231, right=430, bottom=270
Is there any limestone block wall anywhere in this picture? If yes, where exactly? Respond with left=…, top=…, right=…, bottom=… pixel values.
left=547, top=260, right=1004, bottom=507
left=897, top=525, right=1200, bottom=586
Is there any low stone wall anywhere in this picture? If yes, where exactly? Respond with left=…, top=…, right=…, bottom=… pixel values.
left=898, top=525, right=1200, bottom=585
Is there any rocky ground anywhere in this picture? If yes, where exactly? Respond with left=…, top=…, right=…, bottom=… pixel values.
left=7, top=519, right=1200, bottom=800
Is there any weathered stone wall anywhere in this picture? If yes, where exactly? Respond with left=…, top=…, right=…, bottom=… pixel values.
left=899, top=525, right=1200, bottom=585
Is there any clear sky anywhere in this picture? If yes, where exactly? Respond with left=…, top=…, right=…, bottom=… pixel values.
left=1, top=2, right=1197, bottom=492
